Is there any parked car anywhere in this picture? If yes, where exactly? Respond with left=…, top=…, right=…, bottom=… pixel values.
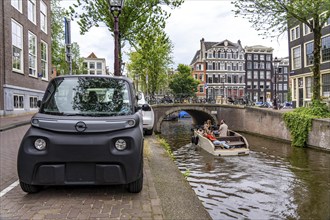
left=17, top=75, right=146, bottom=193
left=138, top=92, right=155, bottom=135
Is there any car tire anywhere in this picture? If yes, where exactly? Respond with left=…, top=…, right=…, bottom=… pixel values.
left=145, top=129, right=153, bottom=136
left=19, top=181, right=41, bottom=193
left=128, top=175, right=143, bottom=193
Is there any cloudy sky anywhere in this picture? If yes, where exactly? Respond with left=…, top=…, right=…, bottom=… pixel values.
left=61, top=0, right=289, bottom=71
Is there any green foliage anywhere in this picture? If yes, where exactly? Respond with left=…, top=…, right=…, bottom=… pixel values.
left=69, top=0, right=184, bottom=59
left=183, top=169, right=190, bottom=179
left=127, top=26, right=173, bottom=95
left=283, top=102, right=330, bottom=147
left=169, top=64, right=200, bottom=98
left=232, top=0, right=330, bottom=102
left=157, top=136, right=174, bottom=160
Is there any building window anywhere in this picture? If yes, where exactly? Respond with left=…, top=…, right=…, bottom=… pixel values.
left=254, top=62, right=259, bottom=69
left=28, top=32, right=37, bottom=77
left=260, top=71, right=265, bottom=79
left=28, top=0, right=36, bottom=23
left=292, top=46, right=302, bottom=70
left=41, top=41, right=48, bottom=79
left=96, top=62, right=102, bottom=69
left=29, top=96, right=38, bottom=108
left=266, top=81, right=270, bottom=89
left=266, top=55, right=271, bottom=61
left=305, top=41, right=314, bottom=66
left=266, top=62, right=271, bottom=70
left=306, top=77, right=313, bottom=99
left=303, top=19, right=313, bottom=36
left=90, top=70, right=95, bottom=75
left=321, top=35, right=330, bottom=62
left=259, top=62, right=265, bottom=69
left=247, top=62, right=252, bottom=69
left=290, top=25, right=300, bottom=41
left=322, top=73, right=330, bottom=97
left=97, top=70, right=102, bottom=75
left=247, top=71, right=252, bottom=79
left=199, top=86, right=204, bottom=93
left=253, top=54, right=258, bottom=60
left=247, top=81, right=252, bottom=89
left=14, top=95, right=24, bottom=109
left=266, top=71, right=271, bottom=79
left=12, top=20, right=23, bottom=72
left=253, top=71, right=258, bottom=79
left=89, top=62, right=95, bottom=69
left=227, top=53, right=232, bottom=59
left=220, top=53, right=225, bottom=58
left=11, top=0, right=22, bottom=12
left=247, top=54, right=252, bottom=60
left=40, top=1, right=47, bottom=33
left=260, top=55, right=265, bottom=61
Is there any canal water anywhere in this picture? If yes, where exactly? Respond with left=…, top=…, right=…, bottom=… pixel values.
left=160, top=118, right=330, bottom=220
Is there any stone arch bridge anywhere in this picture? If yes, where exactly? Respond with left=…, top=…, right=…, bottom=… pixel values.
left=151, top=103, right=244, bottom=134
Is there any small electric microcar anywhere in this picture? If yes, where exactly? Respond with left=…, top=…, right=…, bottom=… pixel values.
left=17, top=75, right=145, bottom=193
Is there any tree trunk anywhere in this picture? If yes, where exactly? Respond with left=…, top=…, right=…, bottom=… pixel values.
left=312, top=17, right=322, bottom=103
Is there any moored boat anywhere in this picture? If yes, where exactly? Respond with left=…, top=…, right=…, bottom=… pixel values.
left=192, top=129, right=249, bottom=156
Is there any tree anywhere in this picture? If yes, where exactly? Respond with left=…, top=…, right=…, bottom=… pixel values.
left=232, top=0, right=330, bottom=104
left=68, top=0, right=183, bottom=61
left=51, top=0, right=65, bottom=67
left=169, top=64, right=200, bottom=98
left=51, top=0, right=85, bottom=75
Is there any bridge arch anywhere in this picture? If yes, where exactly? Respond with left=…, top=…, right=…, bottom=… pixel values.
left=152, top=104, right=218, bottom=134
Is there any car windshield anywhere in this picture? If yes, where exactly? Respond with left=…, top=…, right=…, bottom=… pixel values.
left=40, top=77, right=133, bottom=116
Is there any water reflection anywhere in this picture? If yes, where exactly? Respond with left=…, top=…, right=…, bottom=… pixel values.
left=160, top=119, right=330, bottom=220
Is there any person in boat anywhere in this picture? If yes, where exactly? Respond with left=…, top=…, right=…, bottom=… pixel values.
left=218, top=119, right=228, bottom=137
left=203, top=121, right=212, bottom=134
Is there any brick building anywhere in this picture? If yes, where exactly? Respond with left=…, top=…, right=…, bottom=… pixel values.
left=0, top=0, right=51, bottom=116
left=288, top=13, right=330, bottom=107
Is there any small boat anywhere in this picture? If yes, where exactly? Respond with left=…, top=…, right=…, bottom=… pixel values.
left=192, top=129, right=249, bottom=156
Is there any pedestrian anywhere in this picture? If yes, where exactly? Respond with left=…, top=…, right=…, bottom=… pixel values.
left=218, top=119, right=228, bottom=137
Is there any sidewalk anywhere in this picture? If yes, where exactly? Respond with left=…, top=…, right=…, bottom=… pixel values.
left=0, top=113, right=35, bottom=132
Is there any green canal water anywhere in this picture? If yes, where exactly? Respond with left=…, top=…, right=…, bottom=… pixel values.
left=160, top=118, right=330, bottom=220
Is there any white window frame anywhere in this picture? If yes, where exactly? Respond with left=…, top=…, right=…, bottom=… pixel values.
left=11, top=0, right=22, bottom=13
left=292, top=45, right=302, bottom=70
left=41, top=40, right=48, bottom=80
left=290, top=25, right=300, bottom=41
left=321, top=34, right=330, bottom=63
left=12, top=19, right=23, bottom=73
left=13, top=94, right=24, bottom=109
left=29, top=96, right=38, bottom=109
left=40, top=1, right=47, bottom=34
left=320, top=11, right=330, bottom=27
left=28, top=31, right=37, bottom=77
left=303, top=19, right=313, bottom=36
left=28, top=0, right=37, bottom=24
left=304, top=40, right=314, bottom=67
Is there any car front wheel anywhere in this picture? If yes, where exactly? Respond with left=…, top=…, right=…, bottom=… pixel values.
left=19, top=181, right=42, bottom=193
left=144, top=129, right=153, bottom=136
left=127, top=175, right=143, bottom=193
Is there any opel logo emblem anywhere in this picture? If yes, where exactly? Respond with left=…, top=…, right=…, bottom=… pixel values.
left=75, top=121, right=87, bottom=132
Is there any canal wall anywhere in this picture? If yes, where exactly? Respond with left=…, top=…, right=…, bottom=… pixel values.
left=217, top=106, right=330, bottom=150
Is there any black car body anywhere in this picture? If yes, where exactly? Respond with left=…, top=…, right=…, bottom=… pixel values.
left=17, top=75, right=144, bottom=193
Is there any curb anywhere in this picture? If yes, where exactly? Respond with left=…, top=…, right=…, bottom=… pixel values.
left=0, top=121, right=30, bottom=132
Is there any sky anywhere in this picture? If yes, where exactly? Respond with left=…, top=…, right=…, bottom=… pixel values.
left=61, top=0, right=289, bottom=72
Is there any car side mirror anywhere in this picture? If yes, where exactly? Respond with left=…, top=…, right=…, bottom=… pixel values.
left=37, top=100, right=42, bottom=108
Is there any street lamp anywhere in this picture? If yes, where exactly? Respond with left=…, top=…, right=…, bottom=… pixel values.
left=108, top=0, right=124, bottom=76
left=273, top=57, right=281, bottom=109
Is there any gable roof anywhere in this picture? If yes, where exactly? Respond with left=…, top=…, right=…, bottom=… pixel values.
left=87, top=52, right=98, bottom=59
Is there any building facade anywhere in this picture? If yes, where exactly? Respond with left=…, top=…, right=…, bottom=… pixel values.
left=191, top=38, right=246, bottom=101
left=0, top=0, right=51, bottom=116
left=288, top=13, right=330, bottom=107
left=82, top=52, right=108, bottom=75
left=244, top=45, right=274, bottom=103
left=276, top=57, right=290, bottom=104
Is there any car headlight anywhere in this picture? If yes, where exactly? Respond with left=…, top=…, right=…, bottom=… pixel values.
left=115, top=139, right=127, bottom=151
left=34, top=138, right=46, bottom=151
